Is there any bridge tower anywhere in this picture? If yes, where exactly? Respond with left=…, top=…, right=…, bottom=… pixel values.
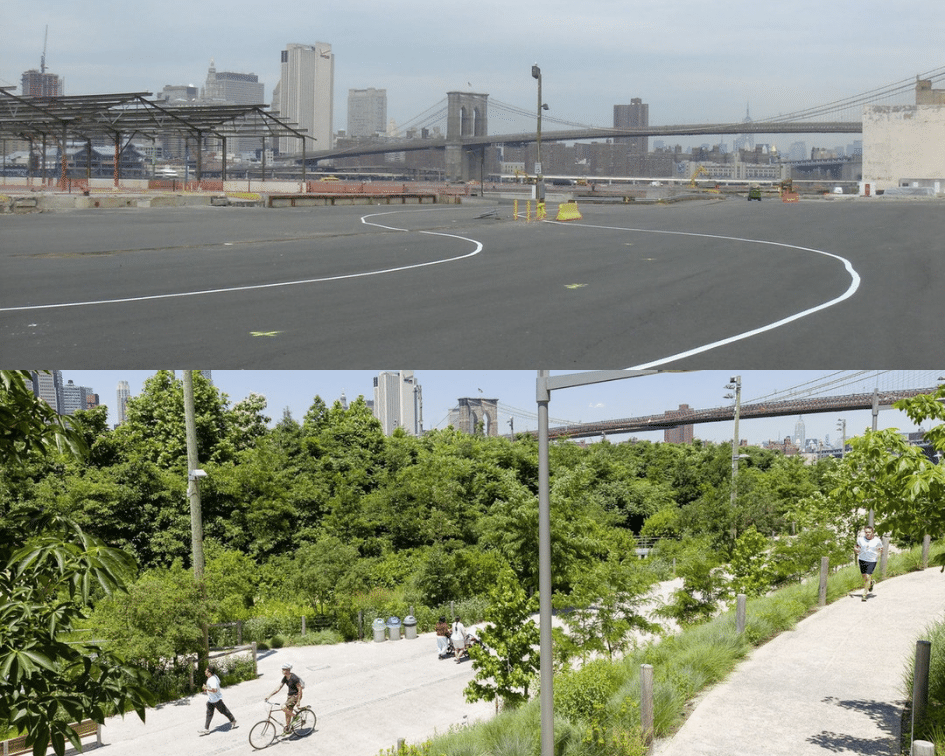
left=445, top=91, right=488, bottom=182
left=449, top=397, right=498, bottom=436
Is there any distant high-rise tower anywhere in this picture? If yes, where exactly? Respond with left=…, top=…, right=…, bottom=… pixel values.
left=373, top=371, right=422, bottom=436
left=60, top=380, right=92, bottom=416
left=203, top=60, right=265, bottom=153
left=794, top=416, right=806, bottom=450
left=614, top=98, right=648, bottom=154
left=117, top=380, right=131, bottom=425
left=21, top=68, right=62, bottom=98
left=347, top=88, right=387, bottom=137
left=31, top=370, right=63, bottom=413
left=276, top=42, right=334, bottom=155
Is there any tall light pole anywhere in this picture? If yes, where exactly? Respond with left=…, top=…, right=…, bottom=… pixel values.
left=724, top=376, right=742, bottom=509
left=531, top=64, right=547, bottom=203
left=537, top=369, right=660, bottom=756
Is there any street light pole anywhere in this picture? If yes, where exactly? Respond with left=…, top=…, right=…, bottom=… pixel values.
left=536, top=369, right=661, bottom=756
left=531, top=64, right=545, bottom=203
left=724, top=376, right=742, bottom=508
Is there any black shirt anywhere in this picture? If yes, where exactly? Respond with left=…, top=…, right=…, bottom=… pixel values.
left=278, top=673, right=303, bottom=696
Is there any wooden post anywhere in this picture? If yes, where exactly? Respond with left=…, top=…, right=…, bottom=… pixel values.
left=396, top=737, right=405, bottom=753
left=301, top=615, right=306, bottom=635
left=736, top=594, right=746, bottom=634
left=358, top=610, right=363, bottom=641
left=818, top=556, right=829, bottom=607
left=912, top=740, right=935, bottom=756
left=252, top=642, right=258, bottom=678
left=922, top=535, right=931, bottom=569
left=913, top=640, right=932, bottom=737
left=640, top=664, right=654, bottom=751
left=238, top=620, right=243, bottom=646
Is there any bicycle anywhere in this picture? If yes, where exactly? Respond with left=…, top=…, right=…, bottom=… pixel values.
left=248, top=699, right=316, bottom=749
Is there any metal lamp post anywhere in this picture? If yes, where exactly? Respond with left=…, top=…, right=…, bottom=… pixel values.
left=531, top=64, right=546, bottom=202
left=724, top=375, right=742, bottom=508
left=536, top=369, right=660, bottom=756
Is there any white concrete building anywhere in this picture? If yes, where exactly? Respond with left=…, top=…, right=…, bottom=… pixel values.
left=862, top=103, right=945, bottom=193
left=373, top=371, right=422, bottom=436
left=276, top=42, right=334, bottom=155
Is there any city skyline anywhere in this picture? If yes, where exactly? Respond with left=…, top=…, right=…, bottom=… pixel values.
left=3, top=1, right=943, bottom=153
left=57, top=370, right=944, bottom=448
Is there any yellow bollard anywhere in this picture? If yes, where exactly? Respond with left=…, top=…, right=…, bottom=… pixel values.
left=514, top=199, right=519, bottom=220
left=536, top=201, right=546, bottom=220
left=526, top=200, right=532, bottom=222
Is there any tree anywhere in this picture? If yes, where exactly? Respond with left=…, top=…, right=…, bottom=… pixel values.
left=1, top=372, right=153, bottom=756
left=89, top=564, right=209, bottom=671
left=728, top=526, right=773, bottom=597
left=554, top=544, right=660, bottom=667
left=465, top=569, right=540, bottom=709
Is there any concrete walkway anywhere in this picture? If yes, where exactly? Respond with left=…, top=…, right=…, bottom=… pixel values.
left=652, top=567, right=945, bottom=756
left=93, top=628, right=494, bottom=756
left=85, top=568, right=943, bottom=756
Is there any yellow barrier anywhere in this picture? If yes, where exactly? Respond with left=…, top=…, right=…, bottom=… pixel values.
left=536, top=201, right=546, bottom=220
left=555, top=201, right=582, bottom=221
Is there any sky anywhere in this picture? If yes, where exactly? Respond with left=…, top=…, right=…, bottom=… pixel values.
left=61, top=370, right=945, bottom=448
left=3, top=1, right=944, bottom=151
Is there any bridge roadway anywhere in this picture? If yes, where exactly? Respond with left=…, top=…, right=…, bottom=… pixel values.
left=542, top=387, right=939, bottom=440
left=304, top=122, right=861, bottom=162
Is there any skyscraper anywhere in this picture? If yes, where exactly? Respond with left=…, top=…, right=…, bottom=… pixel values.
left=60, top=380, right=91, bottom=416
left=203, top=60, right=266, bottom=153
left=31, top=370, right=63, bottom=412
left=347, top=88, right=387, bottom=137
left=373, top=371, right=422, bottom=436
left=117, top=380, right=131, bottom=425
left=21, top=69, right=62, bottom=98
left=276, top=42, right=334, bottom=155
left=794, top=416, right=806, bottom=450
left=613, top=98, right=648, bottom=154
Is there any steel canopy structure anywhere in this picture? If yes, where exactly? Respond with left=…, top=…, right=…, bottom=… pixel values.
left=0, top=88, right=308, bottom=184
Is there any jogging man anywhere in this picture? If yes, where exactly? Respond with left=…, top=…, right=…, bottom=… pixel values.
left=268, top=663, right=304, bottom=733
left=854, top=525, right=884, bottom=602
left=200, top=666, right=237, bottom=734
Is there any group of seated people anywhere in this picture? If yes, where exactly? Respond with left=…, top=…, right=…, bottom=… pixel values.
left=435, top=615, right=479, bottom=661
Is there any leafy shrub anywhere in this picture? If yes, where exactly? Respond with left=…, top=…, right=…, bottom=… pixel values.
left=270, top=635, right=284, bottom=649
left=556, top=659, right=623, bottom=722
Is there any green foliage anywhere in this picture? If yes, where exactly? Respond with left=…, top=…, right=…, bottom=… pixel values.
left=728, top=526, right=773, bottom=597
left=465, top=569, right=540, bottom=708
left=656, top=540, right=728, bottom=626
left=554, top=542, right=660, bottom=667
left=0, top=506, right=154, bottom=756
left=555, top=659, right=623, bottom=721
left=89, top=563, right=209, bottom=670
left=0, top=371, right=86, bottom=466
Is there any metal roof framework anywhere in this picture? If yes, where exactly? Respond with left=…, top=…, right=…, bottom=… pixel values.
left=0, top=88, right=310, bottom=184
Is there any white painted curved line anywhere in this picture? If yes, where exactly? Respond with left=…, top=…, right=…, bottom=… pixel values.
left=546, top=219, right=861, bottom=369
left=1, top=212, right=483, bottom=313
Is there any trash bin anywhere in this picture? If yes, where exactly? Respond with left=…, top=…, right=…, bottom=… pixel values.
left=386, top=616, right=402, bottom=641
left=403, top=615, right=417, bottom=640
left=372, top=617, right=387, bottom=643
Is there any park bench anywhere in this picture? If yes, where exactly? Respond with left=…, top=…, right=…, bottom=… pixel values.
left=1, top=720, right=101, bottom=756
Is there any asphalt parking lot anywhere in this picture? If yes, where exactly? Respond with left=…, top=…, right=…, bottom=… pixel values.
left=2, top=196, right=942, bottom=367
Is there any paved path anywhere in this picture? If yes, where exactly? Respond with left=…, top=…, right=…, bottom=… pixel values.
left=95, top=631, right=494, bottom=756
left=86, top=569, right=942, bottom=756
left=653, top=567, right=945, bottom=756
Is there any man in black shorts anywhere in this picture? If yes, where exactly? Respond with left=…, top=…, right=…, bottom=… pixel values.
left=854, top=525, right=884, bottom=602
left=268, top=663, right=305, bottom=733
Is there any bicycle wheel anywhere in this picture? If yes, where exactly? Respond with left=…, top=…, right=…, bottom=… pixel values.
left=249, top=720, right=278, bottom=749
left=292, top=707, right=316, bottom=736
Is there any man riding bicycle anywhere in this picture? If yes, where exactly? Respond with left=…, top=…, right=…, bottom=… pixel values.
left=268, top=663, right=305, bottom=733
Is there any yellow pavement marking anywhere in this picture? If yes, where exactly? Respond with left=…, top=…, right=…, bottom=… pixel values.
left=565, top=284, right=588, bottom=289
left=250, top=331, right=282, bottom=337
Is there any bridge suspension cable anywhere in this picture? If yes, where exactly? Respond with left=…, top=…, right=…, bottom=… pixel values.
left=755, top=65, right=945, bottom=123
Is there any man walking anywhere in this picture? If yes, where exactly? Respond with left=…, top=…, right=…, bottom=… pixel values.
left=200, top=666, right=238, bottom=734
left=854, top=525, right=884, bottom=602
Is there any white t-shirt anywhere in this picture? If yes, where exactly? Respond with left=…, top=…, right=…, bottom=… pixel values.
left=205, top=674, right=223, bottom=703
left=857, top=534, right=882, bottom=563
left=451, top=621, right=467, bottom=645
